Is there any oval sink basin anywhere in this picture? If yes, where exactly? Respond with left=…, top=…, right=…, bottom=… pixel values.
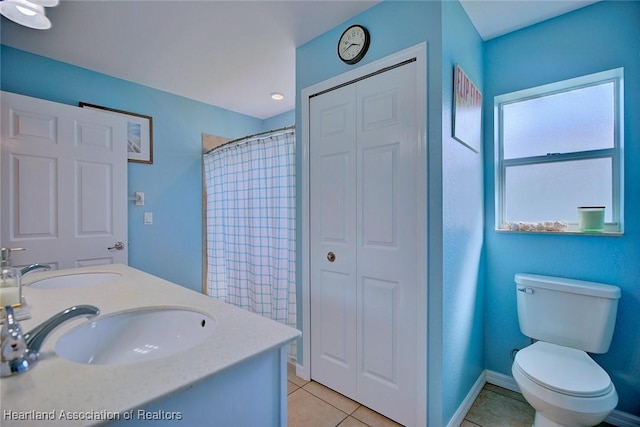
left=29, top=272, right=121, bottom=289
left=55, top=307, right=215, bottom=365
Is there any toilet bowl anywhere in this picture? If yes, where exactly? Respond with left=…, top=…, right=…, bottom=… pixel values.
left=512, top=342, right=618, bottom=427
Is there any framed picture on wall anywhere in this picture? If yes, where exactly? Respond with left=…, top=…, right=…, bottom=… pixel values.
left=80, top=102, right=153, bottom=164
left=452, top=64, right=482, bottom=153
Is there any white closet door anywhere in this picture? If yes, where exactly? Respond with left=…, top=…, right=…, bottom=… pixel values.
left=355, top=62, right=418, bottom=424
left=310, top=83, right=358, bottom=398
left=310, top=62, right=418, bottom=426
left=1, top=92, right=128, bottom=269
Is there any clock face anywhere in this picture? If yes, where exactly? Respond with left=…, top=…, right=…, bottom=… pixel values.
left=338, top=25, right=370, bottom=64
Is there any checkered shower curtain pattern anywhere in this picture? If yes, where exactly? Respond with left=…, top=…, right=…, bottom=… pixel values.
left=203, top=131, right=296, bottom=345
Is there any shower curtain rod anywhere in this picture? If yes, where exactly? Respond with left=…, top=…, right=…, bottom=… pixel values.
left=204, top=125, right=295, bottom=155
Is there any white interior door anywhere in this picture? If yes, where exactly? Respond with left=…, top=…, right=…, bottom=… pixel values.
left=310, top=62, right=418, bottom=426
left=1, top=91, right=128, bottom=270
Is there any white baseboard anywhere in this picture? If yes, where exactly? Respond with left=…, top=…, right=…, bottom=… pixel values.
left=446, top=372, right=486, bottom=427
left=295, top=362, right=310, bottom=381
left=606, top=410, right=640, bottom=427
left=483, top=370, right=640, bottom=427
left=485, top=369, right=520, bottom=393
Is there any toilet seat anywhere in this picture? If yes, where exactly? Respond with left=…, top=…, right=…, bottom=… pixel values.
left=515, top=341, right=613, bottom=397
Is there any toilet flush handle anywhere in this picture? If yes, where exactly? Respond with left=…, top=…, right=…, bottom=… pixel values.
left=517, top=287, right=534, bottom=294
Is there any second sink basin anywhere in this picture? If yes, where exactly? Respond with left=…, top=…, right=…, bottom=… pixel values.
left=29, top=272, right=121, bottom=289
left=55, top=307, right=215, bottom=365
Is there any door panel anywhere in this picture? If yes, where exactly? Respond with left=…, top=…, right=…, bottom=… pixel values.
left=310, top=84, right=358, bottom=398
left=361, top=88, right=400, bottom=130
left=1, top=91, right=128, bottom=269
left=361, top=276, right=398, bottom=384
left=361, top=144, right=398, bottom=246
left=356, top=62, right=417, bottom=426
left=76, top=161, right=113, bottom=235
left=318, top=269, right=352, bottom=366
left=319, top=153, right=350, bottom=242
left=8, top=107, right=57, bottom=143
left=310, top=62, right=418, bottom=426
left=12, top=154, right=58, bottom=238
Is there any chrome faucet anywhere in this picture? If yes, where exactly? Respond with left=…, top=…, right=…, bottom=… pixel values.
left=1, top=304, right=99, bottom=377
left=1, top=247, right=52, bottom=276
left=20, top=263, right=52, bottom=276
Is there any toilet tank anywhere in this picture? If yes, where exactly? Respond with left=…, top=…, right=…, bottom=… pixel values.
left=515, top=273, right=621, bottom=353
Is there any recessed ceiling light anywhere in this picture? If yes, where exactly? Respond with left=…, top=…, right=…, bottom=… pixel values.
left=271, top=92, right=284, bottom=101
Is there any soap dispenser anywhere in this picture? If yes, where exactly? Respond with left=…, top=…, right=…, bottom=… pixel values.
left=0, top=248, right=25, bottom=309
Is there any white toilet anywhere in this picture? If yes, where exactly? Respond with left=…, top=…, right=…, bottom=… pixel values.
left=512, top=273, right=621, bottom=427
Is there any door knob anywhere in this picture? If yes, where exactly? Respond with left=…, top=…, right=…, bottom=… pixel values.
left=108, top=242, right=125, bottom=251
left=327, top=252, right=336, bottom=262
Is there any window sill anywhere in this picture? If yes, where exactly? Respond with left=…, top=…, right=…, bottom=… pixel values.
left=495, top=228, right=623, bottom=237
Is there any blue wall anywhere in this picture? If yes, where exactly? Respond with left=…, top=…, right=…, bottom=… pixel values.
left=0, top=45, right=267, bottom=293
left=483, top=1, right=640, bottom=415
left=262, top=109, right=295, bottom=130
left=442, top=0, right=485, bottom=422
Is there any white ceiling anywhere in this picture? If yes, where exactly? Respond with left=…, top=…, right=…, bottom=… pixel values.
left=459, top=0, right=599, bottom=40
left=1, top=0, right=599, bottom=120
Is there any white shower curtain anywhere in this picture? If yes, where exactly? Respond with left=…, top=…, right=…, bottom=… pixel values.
left=203, top=129, right=296, bottom=355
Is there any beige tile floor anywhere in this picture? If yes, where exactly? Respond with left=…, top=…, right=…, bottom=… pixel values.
left=462, top=383, right=612, bottom=427
left=287, top=365, right=614, bottom=427
left=462, top=383, right=535, bottom=427
left=287, top=364, right=402, bottom=427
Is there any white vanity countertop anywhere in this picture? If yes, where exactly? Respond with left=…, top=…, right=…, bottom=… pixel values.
left=1, top=264, right=300, bottom=426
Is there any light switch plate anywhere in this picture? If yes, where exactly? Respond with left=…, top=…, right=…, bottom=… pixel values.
left=144, top=212, right=153, bottom=225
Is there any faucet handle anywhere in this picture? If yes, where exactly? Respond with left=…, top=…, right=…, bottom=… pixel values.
left=0, top=248, right=26, bottom=267
left=1, top=305, right=17, bottom=339
left=1, top=306, right=27, bottom=362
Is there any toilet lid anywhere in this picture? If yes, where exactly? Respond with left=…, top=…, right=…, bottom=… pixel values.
left=515, top=341, right=613, bottom=397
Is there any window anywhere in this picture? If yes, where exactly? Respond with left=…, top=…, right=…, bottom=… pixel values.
left=495, top=68, right=624, bottom=233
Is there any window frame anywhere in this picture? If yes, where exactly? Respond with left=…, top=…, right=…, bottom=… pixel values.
left=494, top=68, right=624, bottom=234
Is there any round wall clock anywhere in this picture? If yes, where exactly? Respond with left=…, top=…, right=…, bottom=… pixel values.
left=337, top=25, right=370, bottom=65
